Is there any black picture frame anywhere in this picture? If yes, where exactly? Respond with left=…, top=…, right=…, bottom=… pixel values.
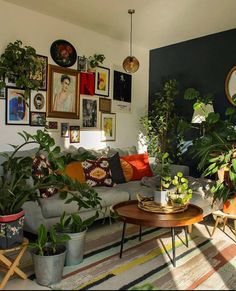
left=29, top=55, right=48, bottom=91
left=30, top=111, right=46, bottom=127
left=94, top=66, right=110, bottom=97
left=50, top=39, right=77, bottom=68
left=113, top=70, right=132, bottom=103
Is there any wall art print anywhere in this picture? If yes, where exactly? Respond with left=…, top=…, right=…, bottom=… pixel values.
left=81, top=96, right=99, bottom=129
left=70, top=125, right=80, bottom=143
left=6, top=87, right=30, bottom=125
left=101, top=113, right=116, bottom=141
left=47, top=65, right=80, bottom=119
left=30, top=112, right=46, bottom=127
left=95, top=66, right=110, bottom=97
left=61, top=122, right=69, bottom=137
left=50, top=39, right=77, bottom=67
left=29, top=54, right=48, bottom=91
left=30, top=90, right=46, bottom=112
left=80, top=72, right=95, bottom=95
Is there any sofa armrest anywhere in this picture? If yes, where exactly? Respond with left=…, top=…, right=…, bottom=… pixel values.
left=148, top=156, right=189, bottom=177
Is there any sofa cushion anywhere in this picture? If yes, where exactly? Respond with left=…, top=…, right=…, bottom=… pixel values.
left=120, top=159, right=134, bottom=182
left=82, top=157, right=113, bottom=187
left=107, top=145, right=138, bottom=157
left=108, top=152, right=126, bottom=184
left=121, top=153, right=153, bottom=181
left=64, top=161, right=86, bottom=183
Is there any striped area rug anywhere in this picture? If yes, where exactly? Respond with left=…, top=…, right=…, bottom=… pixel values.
left=50, top=221, right=236, bottom=290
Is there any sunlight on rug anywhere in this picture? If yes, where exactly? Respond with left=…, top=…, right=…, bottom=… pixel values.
left=46, top=221, right=236, bottom=290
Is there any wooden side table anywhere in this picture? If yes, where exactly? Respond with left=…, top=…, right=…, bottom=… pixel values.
left=0, top=238, right=29, bottom=290
left=211, top=210, right=236, bottom=239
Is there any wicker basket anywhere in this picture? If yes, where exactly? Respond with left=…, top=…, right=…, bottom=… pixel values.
left=137, top=194, right=188, bottom=214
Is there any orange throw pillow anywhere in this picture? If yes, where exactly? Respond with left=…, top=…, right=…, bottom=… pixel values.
left=120, top=159, right=134, bottom=182
left=121, top=153, right=153, bottom=181
left=64, top=161, right=86, bottom=183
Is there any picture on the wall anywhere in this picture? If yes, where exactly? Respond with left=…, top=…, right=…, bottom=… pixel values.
left=30, top=112, right=46, bottom=127
left=29, top=55, right=48, bottom=91
left=77, top=56, right=87, bottom=72
left=6, top=87, right=30, bottom=125
left=81, top=96, right=99, bottom=129
left=70, top=125, right=80, bottom=143
left=47, top=65, right=80, bottom=119
left=113, top=70, right=132, bottom=102
left=61, top=122, right=69, bottom=137
left=101, top=113, right=116, bottom=141
left=0, top=75, right=5, bottom=99
left=99, top=97, right=111, bottom=112
left=30, top=90, right=46, bottom=112
left=47, top=121, right=59, bottom=132
left=95, top=66, right=110, bottom=97
left=80, top=72, right=95, bottom=95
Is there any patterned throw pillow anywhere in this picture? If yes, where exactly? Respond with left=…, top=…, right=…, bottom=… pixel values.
left=32, top=154, right=58, bottom=198
left=82, top=157, right=114, bottom=187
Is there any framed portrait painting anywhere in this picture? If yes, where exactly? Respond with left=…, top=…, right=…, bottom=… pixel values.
left=81, top=96, right=99, bottom=129
left=6, top=87, right=30, bottom=125
left=101, top=113, right=116, bottom=141
left=30, top=112, right=46, bottom=127
left=29, top=55, right=48, bottom=91
left=95, top=66, right=110, bottom=97
left=47, top=65, right=80, bottom=119
left=70, top=125, right=80, bottom=143
left=30, top=90, right=46, bottom=112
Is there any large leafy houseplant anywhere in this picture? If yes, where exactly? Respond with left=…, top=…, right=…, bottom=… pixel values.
left=0, top=40, right=43, bottom=100
left=140, top=79, right=189, bottom=163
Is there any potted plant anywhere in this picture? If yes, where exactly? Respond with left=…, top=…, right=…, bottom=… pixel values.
left=30, top=224, right=70, bottom=286
left=153, top=152, right=172, bottom=204
left=56, top=210, right=99, bottom=266
left=167, top=172, right=193, bottom=205
left=87, top=53, right=105, bottom=72
left=0, top=40, right=43, bottom=101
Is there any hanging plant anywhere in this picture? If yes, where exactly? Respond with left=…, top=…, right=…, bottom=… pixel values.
left=0, top=40, right=43, bottom=101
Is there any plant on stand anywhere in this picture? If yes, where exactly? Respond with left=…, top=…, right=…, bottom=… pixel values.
left=30, top=224, right=70, bottom=286
left=0, top=40, right=43, bottom=101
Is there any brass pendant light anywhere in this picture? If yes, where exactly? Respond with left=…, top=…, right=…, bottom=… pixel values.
left=123, top=9, right=139, bottom=73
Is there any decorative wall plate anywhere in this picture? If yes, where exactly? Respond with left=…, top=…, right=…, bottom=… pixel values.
left=50, top=39, right=77, bottom=67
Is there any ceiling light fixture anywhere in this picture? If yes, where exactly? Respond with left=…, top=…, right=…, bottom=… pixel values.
left=123, top=9, right=139, bottom=74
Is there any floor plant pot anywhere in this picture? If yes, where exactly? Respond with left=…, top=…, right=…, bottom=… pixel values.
left=223, top=194, right=236, bottom=215
left=0, top=210, right=24, bottom=249
left=32, top=245, right=66, bottom=286
left=65, top=229, right=86, bottom=266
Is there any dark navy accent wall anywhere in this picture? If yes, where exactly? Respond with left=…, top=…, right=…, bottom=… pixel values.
left=149, top=28, right=236, bottom=122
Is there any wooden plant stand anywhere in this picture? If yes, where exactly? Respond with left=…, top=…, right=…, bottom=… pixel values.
left=0, top=238, right=29, bottom=290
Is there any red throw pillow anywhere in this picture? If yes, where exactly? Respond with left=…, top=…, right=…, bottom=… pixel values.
left=121, top=153, right=153, bottom=181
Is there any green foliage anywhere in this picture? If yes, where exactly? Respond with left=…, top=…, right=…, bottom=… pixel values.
left=30, top=224, right=70, bottom=256
left=0, top=40, right=43, bottom=100
left=56, top=211, right=99, bottom=233
left=154, top=152, right=172, bottom=191
left=167, top=172, right=192, bottom=205
left=0, top=129, right=101, bottom=215
left=140, top=79, right=189, bottom=163
left=88, top=53, right=105, bottom=68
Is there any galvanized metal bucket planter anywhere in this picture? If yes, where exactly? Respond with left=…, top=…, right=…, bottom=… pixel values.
left=32, top=245, right=66, bottom=286
left=65, top=230, right=86, bottom=266
left=0, top=210, right=24, bottom=249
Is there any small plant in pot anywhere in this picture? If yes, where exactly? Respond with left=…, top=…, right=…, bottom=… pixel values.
left=154, top=152, right=172, bottom=204
left=56, top=210, right=99, bottom=266
left=87, top=53, right=105, bottom=72
left=30, top=224, right=70, bottom=286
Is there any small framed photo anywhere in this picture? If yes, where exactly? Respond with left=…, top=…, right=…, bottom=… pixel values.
left=30, top=112, right=46, bottom=127
left=6, top=87, right=30, bottom=125
left=47, top=121, right=59, bottom=132
left=101, top=113, right=116, bottom=141
left=81, top=96, right=99, bottom=129
left=70, top=125, right=80, bottom=143
left=0, top=75, right=5, bottom=99
left=99, top=98, right=111, bottom=112
left=61, top=122, right=69, bottom=137
left=95, top=66, right=110, bottom=97
left=30, top=90, right=46, bottom=112
left=80, top=72, right=95, bottom=95
left=5, top=74, right=17, bottom=87
left=30, top=55, right=48, bottom=91
left=77, top=56, right=87, bottom=72
left=47, top=65, right=80, bottom=119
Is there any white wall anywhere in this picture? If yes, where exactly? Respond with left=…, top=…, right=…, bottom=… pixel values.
left=0, top=0, right=149, bottom=152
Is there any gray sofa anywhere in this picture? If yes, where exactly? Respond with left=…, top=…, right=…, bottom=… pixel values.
left=21, top=146, right=217, bottom=234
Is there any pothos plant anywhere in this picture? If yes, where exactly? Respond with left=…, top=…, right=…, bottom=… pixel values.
left=0, top=40, right=43, bottom=101
left=88, top=53, right=105, bottom=69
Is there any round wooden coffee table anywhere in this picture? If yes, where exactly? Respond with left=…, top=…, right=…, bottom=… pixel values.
left=113, top=200, right=203, bottom=267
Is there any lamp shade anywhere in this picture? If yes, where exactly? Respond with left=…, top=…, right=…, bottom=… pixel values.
left=191, top=103, right=214, bottom=123
left=123, top=56, right=139, bottom=73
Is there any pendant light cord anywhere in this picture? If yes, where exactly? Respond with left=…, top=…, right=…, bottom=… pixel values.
left=130, top=11, right=133, bottom=57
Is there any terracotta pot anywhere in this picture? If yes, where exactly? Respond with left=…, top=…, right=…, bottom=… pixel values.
left=223, top=194, right=236, bottom=215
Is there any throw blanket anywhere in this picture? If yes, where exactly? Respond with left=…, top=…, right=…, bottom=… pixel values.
left=141, top=175, right=215, bottom=199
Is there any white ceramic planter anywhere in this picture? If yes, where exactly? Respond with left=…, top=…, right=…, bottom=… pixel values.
left=154, top=190, right=168, bottom=204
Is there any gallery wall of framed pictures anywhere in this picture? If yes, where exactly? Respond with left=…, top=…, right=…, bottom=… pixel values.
left=1, top=38, right=134, bottom=146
